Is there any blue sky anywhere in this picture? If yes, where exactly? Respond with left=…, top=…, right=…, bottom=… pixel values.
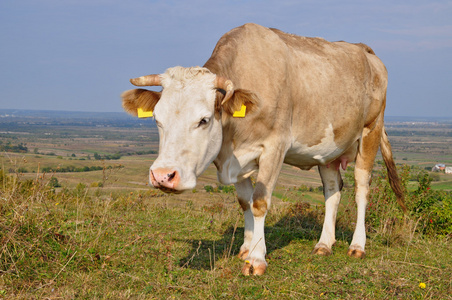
left=0, top=0, right=451, bottom=117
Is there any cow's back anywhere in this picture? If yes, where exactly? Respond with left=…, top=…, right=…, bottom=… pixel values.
left=205, top=23, right=387, bottom=167
left=269, top=27, right=387, bottom=149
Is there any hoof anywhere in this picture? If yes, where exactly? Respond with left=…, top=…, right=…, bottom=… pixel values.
left=238, top=249, right=249, bottom=260
left=347, top=246, right=366, bottom=258
left=312, top=243, right=332, bottom=256
left=242, top=259, right=267, bottom=276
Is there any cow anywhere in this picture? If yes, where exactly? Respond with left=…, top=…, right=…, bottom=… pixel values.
left=121, top=23, right=406, bottom=275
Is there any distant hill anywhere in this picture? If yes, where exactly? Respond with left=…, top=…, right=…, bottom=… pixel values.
left=1, top=109, right=451, bottom=126
left=0, top=109, right=155, bottom=128
left=385, top=116, right=452, bottom=123
left=0, top=109, right=128, bottom=120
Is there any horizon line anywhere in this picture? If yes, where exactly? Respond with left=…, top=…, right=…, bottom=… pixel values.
left=0, top=108, right=451, bottom=120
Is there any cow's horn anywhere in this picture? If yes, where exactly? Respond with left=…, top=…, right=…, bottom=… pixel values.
left=215, top=76, right=234, bottom=105
left=130, top=74, right=162, bottom=86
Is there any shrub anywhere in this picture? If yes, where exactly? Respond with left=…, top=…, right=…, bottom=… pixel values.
left=218, top=185, right=236, bottom=194
left=410, top=173, right=452, bottom=235
left=93, top=152, right=122, bottom=160
left=74, top=183, right=87, bottom=197
left=365, top=165, right=452, bottom=238
left=298, top=184, right=309, bottom=192
left=204, top=185, right=214, bottom=193
left=48, top=177, right=61, bottom=188
left=203, top=185, right=236, bottom=194
left=90, top=181, right=103, bottom=188
left=17, top=167, right=28, bottom=173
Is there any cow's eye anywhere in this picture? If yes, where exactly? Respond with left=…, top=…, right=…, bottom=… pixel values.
left=198, top=118, right=209, bottom=127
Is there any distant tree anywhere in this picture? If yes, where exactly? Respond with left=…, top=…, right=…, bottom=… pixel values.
left=0, top=142, right=28, bottom=153
left=17, top=167, right=28, bottom=173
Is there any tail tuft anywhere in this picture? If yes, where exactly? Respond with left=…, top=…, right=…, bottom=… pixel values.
left=380, top=127, right=407, bottom=213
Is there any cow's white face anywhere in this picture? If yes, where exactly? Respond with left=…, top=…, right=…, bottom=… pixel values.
left=149, top=67, right=223, bottom=191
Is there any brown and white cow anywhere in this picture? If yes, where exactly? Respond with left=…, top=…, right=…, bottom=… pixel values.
left=121, top=23, right=406, bottom=275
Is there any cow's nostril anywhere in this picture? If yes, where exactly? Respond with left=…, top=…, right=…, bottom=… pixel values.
left=167, top=171, right=176, bottom=181
left=151, top=168, right=180, bottom=190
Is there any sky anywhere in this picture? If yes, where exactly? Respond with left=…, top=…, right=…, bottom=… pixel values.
left=0, top=0, right=451, bottom=117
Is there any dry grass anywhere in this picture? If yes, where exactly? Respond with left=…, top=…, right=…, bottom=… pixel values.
left=0, top=167, right=451, bottom=299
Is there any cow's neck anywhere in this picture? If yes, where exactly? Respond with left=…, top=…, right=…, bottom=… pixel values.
left=213, top=117, right=262, bottom=185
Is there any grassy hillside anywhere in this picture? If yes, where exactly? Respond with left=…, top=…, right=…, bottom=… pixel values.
left=0, top=167, right=451, bottom=299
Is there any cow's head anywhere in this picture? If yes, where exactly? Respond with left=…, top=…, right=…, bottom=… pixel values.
left=121, top=66, right=256, bottom=192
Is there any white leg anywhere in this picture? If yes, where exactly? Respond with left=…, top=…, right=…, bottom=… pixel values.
left=234, top=178, right=254, bottom=259
left=249, top=216, right=266, bottom=258
left=242, top=192, right=269, bottom=275
left=347, top=118, right=383, bottom=258
left=314, top=164, right=342, bottom=255
left=348, top=167, right=370, bottom=257
left=241, top=148, right=285, bottom=275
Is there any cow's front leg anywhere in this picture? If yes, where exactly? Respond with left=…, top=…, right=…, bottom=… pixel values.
left=241, top=149, right=285, bottom=276
left=234, top=178, right=254, bottom=260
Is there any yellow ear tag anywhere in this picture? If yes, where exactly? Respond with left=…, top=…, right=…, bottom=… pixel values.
left=137, top=108, right=153, bottom=118
left=232, top=104, right=246, bottom=118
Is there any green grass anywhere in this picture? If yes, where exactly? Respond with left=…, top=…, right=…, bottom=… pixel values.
left=431, top=180, right=452, bottom=191
left=0, top=171, right=451, bottom=299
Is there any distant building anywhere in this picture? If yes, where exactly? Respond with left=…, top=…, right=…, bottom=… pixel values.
left=446, top=167, right=452, bottom=174
left=432, top=164, right=446, bottom=172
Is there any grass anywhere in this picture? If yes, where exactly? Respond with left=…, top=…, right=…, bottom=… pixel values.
left=431, top=180, right=452, bottom=191
left=0, top=169, right=451, bottom=299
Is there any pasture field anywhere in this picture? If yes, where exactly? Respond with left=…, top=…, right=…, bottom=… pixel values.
left=0, top=111, right=451, bottom=298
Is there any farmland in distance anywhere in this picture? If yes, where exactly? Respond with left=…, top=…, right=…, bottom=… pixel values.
left=2, top=110, right=451, bottom=194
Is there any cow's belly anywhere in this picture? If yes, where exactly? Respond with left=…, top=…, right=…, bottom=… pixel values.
left=284, top=144, right=345, bottom=169
left=285, top=124, right=359, bottom=169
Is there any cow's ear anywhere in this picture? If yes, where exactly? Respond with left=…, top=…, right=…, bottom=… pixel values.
left=220, top=89, right=258, bottom=117
left=121, top=89, right=161, bottom=117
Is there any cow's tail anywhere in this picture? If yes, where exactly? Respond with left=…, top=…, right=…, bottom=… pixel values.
left=380, top=126, right=407, bottom=213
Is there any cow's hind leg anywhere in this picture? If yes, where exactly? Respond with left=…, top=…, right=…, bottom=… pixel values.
left=313, top=164, right=343, bottom=256
left=235, top=177, right=254, bottom=260
left=348, top=121, right=383, bottom=258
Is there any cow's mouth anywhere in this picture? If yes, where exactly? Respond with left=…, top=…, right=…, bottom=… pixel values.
left=155, top=186, right=183, bottom=194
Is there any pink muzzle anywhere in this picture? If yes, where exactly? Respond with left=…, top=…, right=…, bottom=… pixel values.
left=149, top=168, right=181, bottom=191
